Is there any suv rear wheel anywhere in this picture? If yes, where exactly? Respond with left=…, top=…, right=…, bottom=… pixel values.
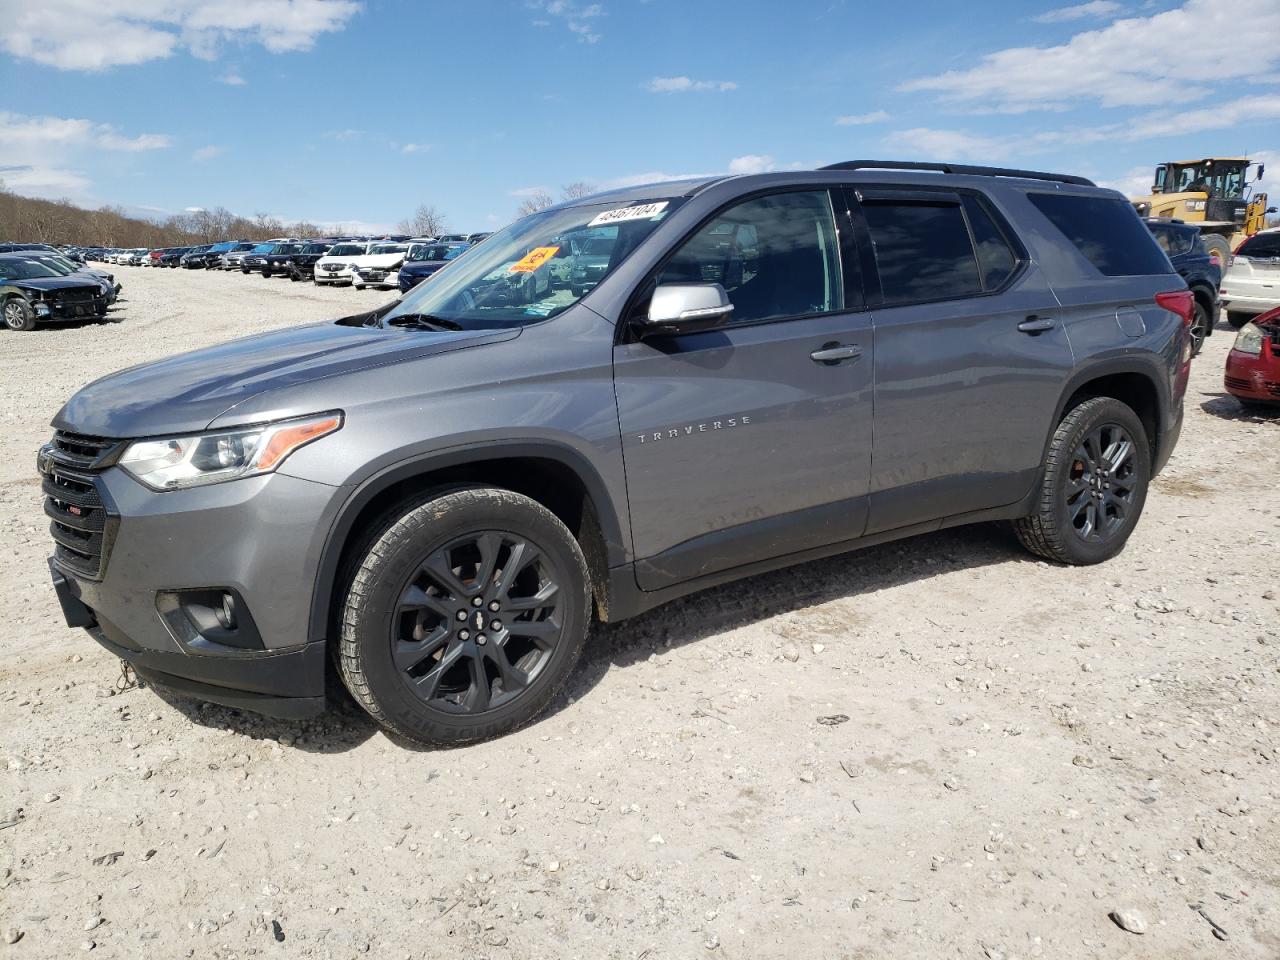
left=1014, top=397, right=1150, bottom=565
left=338, top=487, right=590, bottom=745
left=1226, top=310, right=1252, bottom=329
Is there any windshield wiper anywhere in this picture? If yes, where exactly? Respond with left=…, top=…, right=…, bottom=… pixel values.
left=386, top=313, right=464, bottom=332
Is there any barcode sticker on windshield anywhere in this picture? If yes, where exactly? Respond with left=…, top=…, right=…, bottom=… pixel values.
left=588, top=201, right=669, bottom=228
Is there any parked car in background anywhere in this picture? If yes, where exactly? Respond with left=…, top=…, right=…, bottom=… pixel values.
left=313, top=241, right=371, bottom=285
left=0, top=243, right=57, bottom=254
left=178, top=244, right=212, bottom=268
left=397, top=241, right=470, bottom=293
left=1224, top=304, right=1280, bottom=410
left=260, top=242, right=304, bottom=277
left=240, top=243, right=276, bottom=274
left=466, top=232, right=493, bottom=244
left=220, top=242, right=259, bottom=271
left=1222, top=229, right=1280, bottom=328
left=286, top=242, right=333, bottom=282
left=1, top=254, right=111, bottom=330
left=123, top=249, right=149, bottom=266
left=24, top=251, right=120, bottom=302
left=1145, top=218, right=1220, bottom=356
left=158, top=247, right=190, bottom=267
left=185, top=240, right=239, bottom=269
left=435, top=233, right=470, bottom=243
left=144, top=249, right=164, bottom=267
left=351, top=242, right=410, bottom=289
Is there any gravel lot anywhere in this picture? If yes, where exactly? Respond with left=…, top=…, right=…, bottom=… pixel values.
left=2, top=266, right=1277, bottom=959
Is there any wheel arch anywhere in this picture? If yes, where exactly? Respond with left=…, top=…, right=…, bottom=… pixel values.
left=307, top=441, right=627, bottom=647
left=1050, top=360, right=1168, bottom=468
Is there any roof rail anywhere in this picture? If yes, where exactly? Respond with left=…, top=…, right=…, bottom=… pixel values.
left=818, top=160, right=1095, bottom=187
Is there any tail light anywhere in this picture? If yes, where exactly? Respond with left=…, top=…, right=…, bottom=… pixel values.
left=1155, top=290, right=1195, bottom=327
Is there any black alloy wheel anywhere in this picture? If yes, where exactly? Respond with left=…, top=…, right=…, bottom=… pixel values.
left=392, top=531, right=564, bottom=714
left=1063, top=423, right=1138, bottom=543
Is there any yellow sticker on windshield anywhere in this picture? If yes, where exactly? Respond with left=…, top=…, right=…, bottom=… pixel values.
left=509, top=246, right=559, bottom=273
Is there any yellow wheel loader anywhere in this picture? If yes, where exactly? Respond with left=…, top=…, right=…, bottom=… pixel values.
left=1131, top=157, right=1275, bottom=269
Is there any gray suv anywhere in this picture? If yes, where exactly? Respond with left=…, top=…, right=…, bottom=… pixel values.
left=41, top=161, right=1194, bottom=745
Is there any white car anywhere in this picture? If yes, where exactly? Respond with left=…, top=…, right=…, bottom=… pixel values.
left=313, top=241, right=371, bottom=286
left=1222, top=229, right=1280, bottom=327
left=351, top=243, right=410, bottom=290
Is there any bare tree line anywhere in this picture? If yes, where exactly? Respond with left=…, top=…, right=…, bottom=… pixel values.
left=0, top=182, right=339, bottom=247
left=515, top=182, right=598, bottom=219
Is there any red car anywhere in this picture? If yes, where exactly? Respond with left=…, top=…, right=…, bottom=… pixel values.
left=1225, top=304, right=1280, bottom=410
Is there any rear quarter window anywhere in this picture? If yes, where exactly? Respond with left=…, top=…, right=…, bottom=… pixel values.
left=1030, top=193, right=1173, bottom=276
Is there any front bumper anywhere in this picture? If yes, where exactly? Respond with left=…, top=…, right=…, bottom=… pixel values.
left=45, top=466, right=343, bottom=719
left=354, top=270, right=399, bottom=288
left=1225, top=346, right=1280, bottom=403
left=34, top=295, right=108, bottom=321
left=315, top=268, right=353, bottom=284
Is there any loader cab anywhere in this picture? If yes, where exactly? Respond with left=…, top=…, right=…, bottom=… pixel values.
left=1153, top=159, right=1252, bottom=200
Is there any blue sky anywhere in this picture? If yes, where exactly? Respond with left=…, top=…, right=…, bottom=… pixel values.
left=2, top=0, right=1277, bottom=234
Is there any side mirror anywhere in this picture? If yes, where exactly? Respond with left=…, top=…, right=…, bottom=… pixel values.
left=636, top=284, right=734, bottom=338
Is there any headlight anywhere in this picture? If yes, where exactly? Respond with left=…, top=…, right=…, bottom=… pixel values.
left=1187, top=200, right=1206, bottom=212
left=119, top=413, right=342, bottom=490
left=1233, top=323, right=1264, bottom=356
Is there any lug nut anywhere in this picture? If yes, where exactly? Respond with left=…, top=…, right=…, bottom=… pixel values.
left=456, top=610, right=468, bottom=621
left=490, top=620, right=502, bottom=631
left=488, top=601, right=501, bottom=612
left=459, top=629, right=470, bottom=641
left=476, top=634, right=487, bottom=645
left=472, top=597, right=483, bottom=607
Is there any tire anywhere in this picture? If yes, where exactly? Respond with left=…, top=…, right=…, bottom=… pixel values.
left=241, top=267, right=250, bottom=274
left=2, top=298, right=36, bottom=331
left=1200, top=233, right=1231, bottom=273
left=338, top=487, right=590, bottom=746
left=1189, top=299, right=1209, bottom=357
left=289, top=273, right=299, bottom=282
left=1226, top=310, right=1252, bottom=329
left=261, top=269, right=272, bottom=278
left=1013, top=397, right=1150, bottom=565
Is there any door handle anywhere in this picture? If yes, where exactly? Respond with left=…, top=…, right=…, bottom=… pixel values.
left=810, top=343, right=863, bottom=365
left=1017, top=316, right=1056, bottom=334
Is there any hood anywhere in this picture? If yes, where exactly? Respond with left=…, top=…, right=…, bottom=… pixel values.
left=54, top=319, right=519, bottom=438
left=5, top=276, right=102, bottom=293
left=401, top=260, right=450, bottom=276
left=351, top=253, right=405, bottom=269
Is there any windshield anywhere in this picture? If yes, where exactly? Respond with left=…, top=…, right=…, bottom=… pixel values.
left=327, top=244, right=366, bottom=257
left=271, top=244, right=301, bottom=255
left=0, top=258, right=63, bottom=280
left=409, top=244, right=467, bottom=262
left=38, top=256, right=77, bottom=274
left=1238, top=232, right=1280, bottom=258
left=249, top=243, right=272, bottom=254
left=370, top=244, right=408, bottom=255
left=382, top=198, right=681, bottom=330
left=1167, top=161, right=1247, bottom=199
left=300, top=244, right=330, bottom=255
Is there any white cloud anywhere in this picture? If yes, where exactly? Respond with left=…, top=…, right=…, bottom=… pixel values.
left=529, top=1, right=604, bottom=43
left=645, top=76, right=738, bottom=93
left=902, top=0, right=1280, bottom=110
left=217, top=71, right=247, bottom=86
left=728, top=154, right=775, bottom=175
left=1094, top=166, right=1159, bottom=196
left=192, top=145, right=224, bottom=162
left=323, top=128, right=364, bottom=141
left=510, top=185, right=553, bottom=197
left=0, top=0, right=361, bottom=71
left=0, top=111, right=171, bottom=201
left=400, top=143, right=430, bottom=155
left=835, top=110, right=889, bottom=126
left=1032, top=1, right=1121, bottom=24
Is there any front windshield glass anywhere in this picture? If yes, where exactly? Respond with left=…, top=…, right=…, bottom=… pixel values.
left=383, top=197, right=682, bottom=330
left=409, top=244, right=466, bottom=262
left=301, top=244, right=330, bottom=255
left=0, top=259, right=63, bottom=280
left=250, top=243, right=272, bottom=254
left=272, top=244, right=301, bottom=255
left=327, top=243, right=366, bottom=257
left=370, top=244, right=408, bottom=255
left=39, top=256, right=77, bottom=274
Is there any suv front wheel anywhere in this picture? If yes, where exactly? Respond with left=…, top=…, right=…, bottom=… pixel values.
left=1014, top=397, right=1150, bottom=565
left=338, top=487, right=590, bottom=745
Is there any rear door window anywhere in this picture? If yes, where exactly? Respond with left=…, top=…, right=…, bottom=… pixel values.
left=1029, top=193, right=1173, bottom=276
left=961, top=195, right=1018, bottom=290
left=861, top=198, right=982, bottom=304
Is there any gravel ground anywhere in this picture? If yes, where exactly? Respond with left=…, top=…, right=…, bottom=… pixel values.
left=1, top=266, right=1277, bottom=959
